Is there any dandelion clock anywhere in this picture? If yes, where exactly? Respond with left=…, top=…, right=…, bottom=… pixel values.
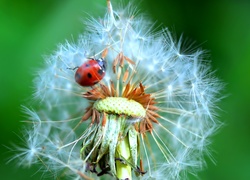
left=11, top=1, right=223, bottom=179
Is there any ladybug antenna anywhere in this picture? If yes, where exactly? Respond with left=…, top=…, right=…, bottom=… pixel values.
left=67, top=66, right=79, bottom=71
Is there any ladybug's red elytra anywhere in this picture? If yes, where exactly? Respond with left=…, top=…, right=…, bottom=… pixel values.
left=75, top=58, right=107, bottom=86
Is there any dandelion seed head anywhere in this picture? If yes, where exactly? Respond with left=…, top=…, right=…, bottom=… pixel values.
left=14, top=1, right=223, bottom=179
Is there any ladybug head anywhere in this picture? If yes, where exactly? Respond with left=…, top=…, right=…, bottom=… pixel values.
left=96, top=58, right=107, bottom=71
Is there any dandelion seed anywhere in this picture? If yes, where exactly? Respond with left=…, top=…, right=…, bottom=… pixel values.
left=13, top=1, right=223, bottom=179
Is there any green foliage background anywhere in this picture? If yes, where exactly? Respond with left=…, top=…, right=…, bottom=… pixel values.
left=0, top=0, right=249, bottom=179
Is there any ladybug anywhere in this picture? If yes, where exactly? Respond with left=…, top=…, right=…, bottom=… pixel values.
left=75, top=58, right=107, bottom=86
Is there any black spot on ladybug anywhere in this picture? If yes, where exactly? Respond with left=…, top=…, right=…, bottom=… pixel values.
left=87, top=73, right=92, bottom=78
left=98, top=69, right=104, bottom=75
left=85, top=63, right=90, bottom=67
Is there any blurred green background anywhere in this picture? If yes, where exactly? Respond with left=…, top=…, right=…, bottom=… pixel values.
left=1, top=0, right=249, bottom=179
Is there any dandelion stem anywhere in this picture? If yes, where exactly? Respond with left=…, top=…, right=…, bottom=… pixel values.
left=116, top=135, right=132, bottom=180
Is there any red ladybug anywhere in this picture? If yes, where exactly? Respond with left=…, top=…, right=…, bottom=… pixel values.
left=75, top=58, right=107, bottom=86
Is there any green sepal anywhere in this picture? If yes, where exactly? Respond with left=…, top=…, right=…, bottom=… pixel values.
left=128, top=127, right=138, bottom=168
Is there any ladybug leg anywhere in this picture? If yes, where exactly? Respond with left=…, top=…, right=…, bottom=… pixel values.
left=115, top=158, right=147, bottom=176
left=115, top=157, right=126, bottom=164
left=135, top=166, right=147, bottom=175
left=86, top=162, right=98, bottom=174
left=137, top=159, right=147, bottom=175
left=97, top=165, right=111, bottom=176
